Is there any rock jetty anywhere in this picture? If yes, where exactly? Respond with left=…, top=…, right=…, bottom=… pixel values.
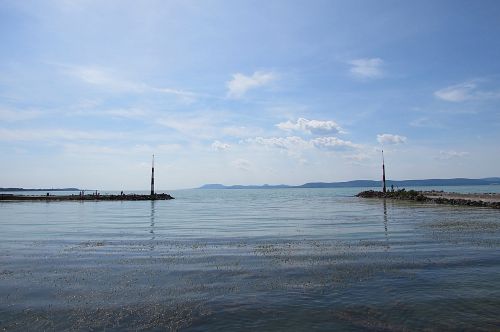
left=357, top=189, right=500, bottom=209
left=0, top=193, right=174, bottom=202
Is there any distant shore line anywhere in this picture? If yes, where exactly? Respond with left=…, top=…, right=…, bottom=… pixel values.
left=0, top=188, right=81, bottom=192
left=357, top=189, right=500, bottom=209
left=199, top=178, right=500, bottom=189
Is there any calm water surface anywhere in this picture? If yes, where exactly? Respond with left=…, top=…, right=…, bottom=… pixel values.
left=1, top=187, right=499, bottom=330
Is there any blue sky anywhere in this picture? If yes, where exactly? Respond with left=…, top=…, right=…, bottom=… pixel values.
left=1, top=0, right=500, bottom=190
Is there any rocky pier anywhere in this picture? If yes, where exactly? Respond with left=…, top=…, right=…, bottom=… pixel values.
left=357, top=189, right=500, bottom=209
left=0, top=193, right=174, bottom=202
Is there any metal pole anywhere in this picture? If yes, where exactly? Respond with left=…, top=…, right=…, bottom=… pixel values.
left=151, top=154, right=155, bottom=196
left=382, top=150, right=387, bottom=193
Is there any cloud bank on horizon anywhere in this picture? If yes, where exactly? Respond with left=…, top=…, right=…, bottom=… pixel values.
left=1, top=0, right=499, bottom=189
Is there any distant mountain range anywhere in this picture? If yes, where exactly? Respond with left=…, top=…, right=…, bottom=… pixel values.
left=0, top=188, right=80, bottom=192
left=199, top=178, right=500, bottom=189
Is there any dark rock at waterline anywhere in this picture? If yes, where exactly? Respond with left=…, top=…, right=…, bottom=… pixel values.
left=0, top=193, right=174, bottom=202
left=357, top=189, right=500, bottom=209
left=357, top=189, right=426, bottom=200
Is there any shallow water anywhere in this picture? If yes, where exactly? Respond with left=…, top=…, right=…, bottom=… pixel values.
left=1, top=188, right=499, bottom=331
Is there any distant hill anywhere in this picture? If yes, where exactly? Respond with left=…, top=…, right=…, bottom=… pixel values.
left=298, top=180, right=380, bottom=188
left=199, top=184, right=291, bottom=189
left=198, top=178, right=500, bottom=189
left=299, top=178, right=500, bottom=188
left=0, top=188, right=80, bottom=192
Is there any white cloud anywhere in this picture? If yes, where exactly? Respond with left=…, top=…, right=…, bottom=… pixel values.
left=64, top=65, right=198, bottom=100
left=0, top=128, right=124, bottom=141
left=62, top=143, right=133, bottom=156
left=62, top=143, right=182, bottom=156
left=246, top=136, right=310, bottom=150
left=156, top=110, right=250, bottom=141
left=226, top=71, right=276, bottom=98
left=73, top=99, right=102, bottom=109
left=276, top=118, right=343, bottom=135
left=211, top=140, right=231, bottom=151
left=311, top=137, right=360, bottom=151
left=104, top=108, right=148, bottom=119
left=156, top=116, right=217, bottom=139
left=377, top=133, right=407, bottom=145
left=0, top=107, right=42, bottom=121
left=434, top=81, right=500, bottom=102
left=152, top=87, right=199, bottom=104
left=410, top=117, right=441, bottom=128
left=343, top=153, right=370, bottom=163
left=434, top=82, right=476, bottom=102
left=348, top=58, right=384, bottom=79
left=246, top=135, right=360, bottom=154
left=231, top=159, right=251, bottom=171
left=437, top=150, right=469, bottom=160
left=222, top=126, right=264, bottom=138
left=66, top=66, right=144, bottom=92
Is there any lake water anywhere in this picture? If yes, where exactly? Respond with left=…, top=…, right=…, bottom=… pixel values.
left=1, top=187, right=499, bottom=330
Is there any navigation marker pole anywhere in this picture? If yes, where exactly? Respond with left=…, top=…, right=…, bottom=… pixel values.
left=382, top=150, right=387, bottom=193
left=151, top=154, right=155, bottom=197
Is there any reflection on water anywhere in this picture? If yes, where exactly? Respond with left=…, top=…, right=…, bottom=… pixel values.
left=383, top=199, right=389, bottom=250
left=150, top=200, right=155, bottom=252
left=0, top=188, right=499, bottom=330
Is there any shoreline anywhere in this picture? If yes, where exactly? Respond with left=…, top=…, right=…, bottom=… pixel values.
left=0, top=193, right=174, bottom=202
left=357, top=189, right=500, bottom=209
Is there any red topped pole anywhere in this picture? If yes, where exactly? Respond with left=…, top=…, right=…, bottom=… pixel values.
left=150, top=154, right=155, bottom=196
left=382, top=150, right=387, bottom=193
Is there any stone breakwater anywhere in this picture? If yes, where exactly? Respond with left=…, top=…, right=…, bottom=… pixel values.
left=0, top=193, right=174, bottom=202
left=357, top=189, right=500, bottom=209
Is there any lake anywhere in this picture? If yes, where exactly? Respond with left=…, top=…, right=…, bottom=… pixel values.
left=1, top=187, right=499, bottom=330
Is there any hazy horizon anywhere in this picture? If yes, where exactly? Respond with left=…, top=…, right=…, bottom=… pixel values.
left=3, top=176, right=500, bottom=192
left=2, top=1, right=500, bottom=189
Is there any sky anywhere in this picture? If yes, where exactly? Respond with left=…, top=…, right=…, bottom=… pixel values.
left=1, top=0, right=500, bottom=190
